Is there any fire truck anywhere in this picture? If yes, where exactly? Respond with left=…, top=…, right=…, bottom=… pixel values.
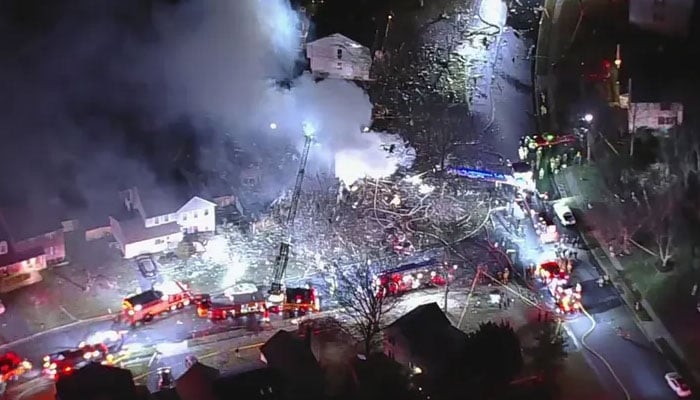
left=197, top=291, right=267, bottom=320
left=376, top=259, right=455, bottom=296
left=120, top=281, right=193, bottom=326
left=537, top=260, right=582, bottom=313
left=553, top=282, right=582, bottom=314
left=42, top=343, right=112, bottom=380
left=0, top=352, right=32, bottom=389
left=267, top=287, right=320, bottom=316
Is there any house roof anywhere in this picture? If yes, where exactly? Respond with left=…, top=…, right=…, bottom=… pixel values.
left=152, top=388, right=180, bottom=400
left=386, top=302, right=468, bottom=360
left=175, top=362, right=220, bottom=400
left=113, top=211, right=181, bottom=244
left=261, top=330, right=323, bottom=387
left=0, top=245, right=44, bottom=268
left=307, top=33, right=371, bottom=64
left=137, top=187, right=193, bottom=218
left=0, top=204, right=64, bottom=242
left=178, top=196, right=216, bottom=214
left=387, top=302, right=452, bottom=331
left=629, top=77, right=684, bottom=103
left=55, top=362, right=137, bottom=400
left=213, top=367, right=284, bottom=399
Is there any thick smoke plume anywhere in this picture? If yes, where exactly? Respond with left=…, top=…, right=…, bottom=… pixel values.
left=153, top=0, right=413, bottom=186
left=0, top=0, right=411, bottom=210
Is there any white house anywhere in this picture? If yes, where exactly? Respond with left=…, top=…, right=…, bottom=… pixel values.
left=629, top=0, right=694, bottom=38
left=627, top=102, right=683, bottom=133
left=121, top=187, right=217, bottom=234
left=305, top=33, right=372, bottom=81
left=109, top=212, right=184, bottom=259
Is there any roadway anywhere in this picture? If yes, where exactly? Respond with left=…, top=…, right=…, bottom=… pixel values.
left=471, top=0, right=685, bottom=396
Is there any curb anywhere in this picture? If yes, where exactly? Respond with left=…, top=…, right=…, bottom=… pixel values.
left=553, top=170, right=700, bottom=384
left=0, top=313, right=115, bottom=352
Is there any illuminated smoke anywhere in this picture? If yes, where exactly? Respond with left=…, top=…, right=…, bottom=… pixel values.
left=151, top=0, right=415, bottom=187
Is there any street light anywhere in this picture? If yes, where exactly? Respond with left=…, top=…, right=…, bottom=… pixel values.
left=269, top=122, right=278, bottom=130
left=583, top=113, right=593, bottom=123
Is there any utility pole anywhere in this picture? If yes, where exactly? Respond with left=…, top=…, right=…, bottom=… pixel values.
left=629, top=78, right=637, bottom=157
left=586, top=126, right=593, bottom=162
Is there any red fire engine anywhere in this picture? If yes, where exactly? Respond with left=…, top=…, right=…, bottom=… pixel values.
left=376, top=259, right=454, bottom=296
left=120, top=281, right=193, bottom=326
left=42, top=343, right=112, bottom=380
left=197, top=291, right=267, bottom=320
left=0, top=352, right=32, bottom=385
left=267, top=287, right=320, bottom=316
left=537, top=260, right=582, bottom=313
left=554, top=282, right=582, bottom=314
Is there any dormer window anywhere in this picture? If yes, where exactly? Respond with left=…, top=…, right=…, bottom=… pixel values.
left=0, top=241, right=7, bottom=255
left=337, top=48, right=342, bottom=59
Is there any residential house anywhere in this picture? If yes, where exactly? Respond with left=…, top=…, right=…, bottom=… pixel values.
left=624, top=79, right=683, bottom=134
left=629, top=0, right=695, bottom=38
left=121, top=187, right=216, bottom=234
left=260, top=330, right=325, bottom=400
left=62, top=196, right=123, bottom=242
left=383, top=302, right=469, bottom=381
left=213, top=366, right=284, bottom=400
left=0, top=223, right=45, bottom=293
left=305, top=33, right=372, bottom=81
left=174, top=362, right=220, bottom=400
left=1, top=207, right=66, bottom=265
left=109, top=210, right=183, bottom=259
left=55, top=362, right=151, bottom=400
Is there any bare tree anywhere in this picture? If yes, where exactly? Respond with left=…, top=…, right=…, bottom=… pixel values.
left=335, top=260, right=397, bottom=356
left=643, top=190, right=678, bottom=271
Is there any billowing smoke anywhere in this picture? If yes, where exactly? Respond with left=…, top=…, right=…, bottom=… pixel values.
left=0, top=0, right=412, bottom=208
left=150, top=0, right=413, bottom=186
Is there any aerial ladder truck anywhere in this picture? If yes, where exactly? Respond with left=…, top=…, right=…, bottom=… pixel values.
left=266, top=129, right=320, bottom=315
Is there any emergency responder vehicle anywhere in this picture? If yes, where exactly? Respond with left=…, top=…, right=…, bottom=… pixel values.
left=42, top=343, right=112, bottom=380
left=120, top=281, right=193, bottom=326
left=197, top=291, right=267, bottom=320
left=0, top=352, right=32, bottom=392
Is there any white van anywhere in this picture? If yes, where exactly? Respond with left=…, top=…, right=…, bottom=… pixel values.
left=553, top=202, right=576, bottom=226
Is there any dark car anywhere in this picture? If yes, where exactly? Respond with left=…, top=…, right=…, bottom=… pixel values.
left=136, top=255, right=158, bottom=278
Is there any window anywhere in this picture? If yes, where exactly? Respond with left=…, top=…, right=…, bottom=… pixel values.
left=658, top=116, right=677, bottom=125
left=0, top=241, right=6, bottom=255
left=659, top=102, right=671, bottom=111
left=337, top=48, right=342, bottom=59
left=336, top=61, right=342, bottom=70
left=204, top=209, right=209, bottom=216
left=155, top=239, right=165, bottom=245
left=154, top=217, right=159, bottom=224
left=183, top=213, right=188, bottom=221
left=163, top=215, right=169, bottom=222
left=193, top=212, right=198, bottom=218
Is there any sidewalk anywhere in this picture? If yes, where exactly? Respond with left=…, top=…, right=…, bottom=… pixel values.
left=553, top=166, right=700, bottom=384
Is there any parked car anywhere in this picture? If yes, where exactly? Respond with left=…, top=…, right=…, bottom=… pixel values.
left=665, top=372, right=692, bottom=398
left=553, top=202, right=576, bottom=226
left=136, top=256, right=158, bottom=278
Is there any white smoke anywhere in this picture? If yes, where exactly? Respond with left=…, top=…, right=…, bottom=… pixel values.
left=148, top=0, right=414, bottom=186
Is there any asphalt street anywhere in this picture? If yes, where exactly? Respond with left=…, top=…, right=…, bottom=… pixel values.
left=0, top=304, right=285, bottom=374
left=472, top=0, right=684, bottom=397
